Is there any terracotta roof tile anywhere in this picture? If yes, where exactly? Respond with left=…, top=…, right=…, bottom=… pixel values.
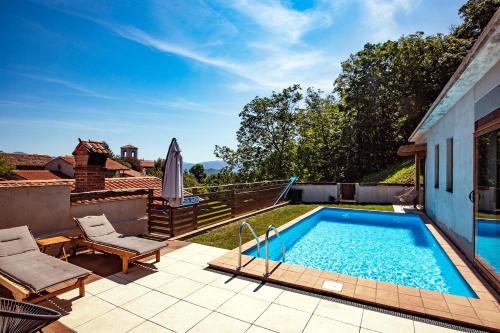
left=4, top=153, right=53, bottom=168
left=0, top=179, right=74, bottom=188
left=121, top=144, right=137, bottom=149
left=55, top=155, right=128, bottom=170
left=74, top=140, right=109, bottom=155
left=123, top=169, right=143, bottom=177
left=12, top=170, right=68, bottom=180
left=140, top=160, right=155, bottom=168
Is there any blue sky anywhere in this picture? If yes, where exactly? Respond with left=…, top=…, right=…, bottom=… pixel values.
left=0, top=0, right=464, bottom=162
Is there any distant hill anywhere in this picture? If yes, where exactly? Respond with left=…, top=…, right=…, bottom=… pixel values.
left=183, top=160, right=228, bottom=173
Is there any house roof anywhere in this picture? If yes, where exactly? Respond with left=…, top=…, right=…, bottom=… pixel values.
left=0, top=175, right=192, bottom=196
left=73, top=139, right=109, bottom=155
left=409, top=9, right=500, bottom=142
left=0, top=179, right=74, bottom=188
left=56, top=156, right=129, bottom=171
left=121, top=144, right=137, bottom=149
left=4, top=153, right=53, bottom=168
left=123, top=169, right=143, bottom=177
left=12, top=170, right=69, bottom=180
left=140, top=160, right=155, bottom=168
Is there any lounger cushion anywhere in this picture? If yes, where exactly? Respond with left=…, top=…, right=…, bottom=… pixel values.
left=75, top=215, right=117, bottom=238
left=0, top=251, right=90, bottom=292
left=0, top=226, right=39, bottom=257
left=75, top=215, right=164, bottom=254
left=91, top=234, right=164, bottom=254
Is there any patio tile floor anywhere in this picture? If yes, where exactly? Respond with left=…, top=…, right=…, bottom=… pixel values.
left=44, top=243, right=480, bottom=332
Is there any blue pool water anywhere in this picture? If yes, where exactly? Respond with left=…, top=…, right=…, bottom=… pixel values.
left=477, top=219, right=500, bottom=273
left=245, top=208, right=477, bottom=298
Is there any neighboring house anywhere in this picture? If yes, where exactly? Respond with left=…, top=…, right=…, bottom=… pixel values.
left=46, top=155, right=131, bottom=178
left=4, top=153, right=52, bottom=170
left=139, top=160, right=155, bottom=175
left=401, top=10, right=499, bottom=287
left=10, top=170, right=68, bottom=180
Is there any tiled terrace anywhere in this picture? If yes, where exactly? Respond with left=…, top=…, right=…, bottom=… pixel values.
left=209, top=207, right=500, bottom=332
left=37, top=242, right=482, bottom=333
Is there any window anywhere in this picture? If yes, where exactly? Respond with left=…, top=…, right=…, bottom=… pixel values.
left=446, top=138, right=453, bottom=192
left=434, top=144, right=439, bottom=188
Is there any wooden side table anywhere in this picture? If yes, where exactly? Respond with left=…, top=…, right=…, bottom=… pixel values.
left=36, top=236, right=72, bottom=262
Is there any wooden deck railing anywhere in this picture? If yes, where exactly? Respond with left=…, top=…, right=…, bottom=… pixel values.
left=147, top=180, right=289, bottom=238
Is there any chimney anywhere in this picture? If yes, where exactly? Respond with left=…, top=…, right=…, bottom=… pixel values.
left=73, top=139, right=110, bottom=192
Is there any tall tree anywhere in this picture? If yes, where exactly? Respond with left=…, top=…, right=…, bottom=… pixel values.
left=189, top=164, right=207, bottom=182
left=0, top=153, right=14, bottom=176
left=453, top=0, right=499, bottom=39
left=215, top=85, right=302, bottom=181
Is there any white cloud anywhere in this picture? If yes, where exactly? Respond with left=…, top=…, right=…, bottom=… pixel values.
left=224, top=0, right=331, bottom=44
left=360, top=0, right=420, bottom=41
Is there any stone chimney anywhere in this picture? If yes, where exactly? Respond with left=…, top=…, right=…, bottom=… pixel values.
left=73, top=139, right=110, bottom=192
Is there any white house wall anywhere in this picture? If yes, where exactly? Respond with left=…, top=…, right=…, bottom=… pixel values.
left=422, top=61, right=500, bottom=258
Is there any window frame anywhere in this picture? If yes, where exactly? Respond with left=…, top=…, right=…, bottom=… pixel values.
left=434, top=144, right=440, bottom=189
left=446, top=138, right=453, bottom=192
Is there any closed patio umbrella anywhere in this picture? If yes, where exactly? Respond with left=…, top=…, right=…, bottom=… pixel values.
left=161, top=138, right=184, bottom=207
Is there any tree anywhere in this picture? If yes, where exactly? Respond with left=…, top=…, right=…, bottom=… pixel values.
left=183, top=172, right=200, bottom=188
left=189, top=164, right=207, bottom=182
left=453, top=0, right=499, bottom=39
left=0, top=153, right=14, bottom=176
left=296, top=89, right=346, bottom=182
left=215, top=85, right=302, bottom=181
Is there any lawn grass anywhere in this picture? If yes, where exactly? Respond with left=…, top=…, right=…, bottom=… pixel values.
left=189, top=203, right=394, bottom=249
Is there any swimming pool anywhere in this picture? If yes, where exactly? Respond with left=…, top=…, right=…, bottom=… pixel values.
left=244, top=208, right=477, bottom=298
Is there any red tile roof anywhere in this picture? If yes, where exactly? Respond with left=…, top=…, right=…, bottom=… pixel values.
left=74, top=139, right=109, bottom=155
left=123, top=169, right=143, bottom=177
left=0, top=179, right=74, bottom=188
left=57, top=155, right=129, bottom=171
left=4, top=153, right=53, bottom=168
left=140, top=160, right=155, bottom=168
left=121, top=144, right=137, bottom=149
left=12, top=170, right=68, bottom=180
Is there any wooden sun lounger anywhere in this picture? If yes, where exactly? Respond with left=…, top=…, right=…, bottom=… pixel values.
left=72, top=236, right=161, bottom=274
left=0, top=273, right=86, bottom=304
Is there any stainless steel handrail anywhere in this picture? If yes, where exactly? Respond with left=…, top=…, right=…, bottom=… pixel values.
left=265, top=225, right=285, bottom=276
left=238, top=220, right=260, bottom=269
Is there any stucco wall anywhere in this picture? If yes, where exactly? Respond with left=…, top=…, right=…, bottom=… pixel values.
left=292, top=184, right=338, bottom=202
left=292, top=183, right=411, bottom=203
left=0, top=185, right=72, bottom=236
left=0, top=185, right=148, bottom=237
left=357, top=185, right=412, bottom=204
left=421, top=61, right=500, bottom=258
left=45, top=158, right=74, bottom=178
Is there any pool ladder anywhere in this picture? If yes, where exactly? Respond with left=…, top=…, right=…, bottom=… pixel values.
left=237, top=221, right=285, bottom=277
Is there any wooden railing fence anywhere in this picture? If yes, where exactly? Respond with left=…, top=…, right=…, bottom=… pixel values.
left=147, top=180, right=289, bottom=238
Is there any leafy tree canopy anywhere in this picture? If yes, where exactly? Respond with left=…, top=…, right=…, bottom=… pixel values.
left=0, top=153, right=14, bottom=176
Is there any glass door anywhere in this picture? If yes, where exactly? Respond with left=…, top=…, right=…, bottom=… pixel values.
left=475, top=128, right=500, bottom=282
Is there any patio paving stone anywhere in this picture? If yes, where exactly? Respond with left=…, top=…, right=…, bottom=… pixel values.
left=274, top=290, right=320, bottom=313
left=150, top=300, right=210, bottom=333
left=254, top=303, right=311, bottom=333
left=53, top=296, right=116, bottom=329
left=186, top=268, right=223, bottom=283
left=121, top=290, right=178, bottom=319
left=75, top=308, right=144, bottom=333
left=209, top=275, right=251, bottom=292
left=97, top=282, right=150, bottom=306
left=184, top=284, right=235, bottom=310
left=217, top=293, right=270, bottom=322
left=188, top=312, right=250, bottom=333
left=156, top=276, right=204, bottom=299
left=84, top=275, right=128, bottom=295
left=313, top=300, right=364, bottom=326
left=303, top=314, right=359, bottom=333
left=160, top=261, right=200, bottom=276
left=361, top=309, right=414, bottom=333
left=127, top=320, right=173, bottom=333
left=239, top=282, right=283, bottom=302
left=245, top=325, right=276, bottom=333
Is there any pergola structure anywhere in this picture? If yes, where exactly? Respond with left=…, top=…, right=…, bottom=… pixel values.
left=397, top=143, right=427, bottom=205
